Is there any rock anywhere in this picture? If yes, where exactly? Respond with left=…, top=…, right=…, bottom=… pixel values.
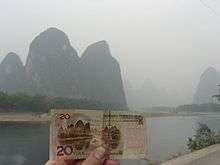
left=0, top=52, right=25, bottom=93
left=0, top=28, right=127, bottom=108
left=193, top=67, right=220, bottom=104
left=80, top=41, right=127, bottom=107
left=25, top=27, right=80, bottom=97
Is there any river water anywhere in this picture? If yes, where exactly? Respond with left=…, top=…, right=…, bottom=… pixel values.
left=1, top=113, right=220, bottom=165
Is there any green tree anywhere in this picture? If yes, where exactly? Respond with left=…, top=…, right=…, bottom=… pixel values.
left=0, top=91, right=126, bottom=112
left=187, top=123, right=220, bottom=152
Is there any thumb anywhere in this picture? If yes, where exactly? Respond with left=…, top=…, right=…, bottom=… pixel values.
left=45, top=160, right=68, bottom=165
left=82, top=147, right=106, bottom=165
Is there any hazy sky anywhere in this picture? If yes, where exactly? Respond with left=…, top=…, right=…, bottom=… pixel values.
left=1, top=0, right=220, bottom=105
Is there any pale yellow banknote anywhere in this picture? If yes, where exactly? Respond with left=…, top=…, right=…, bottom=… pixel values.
left=50, top=109, right=148, bottom=160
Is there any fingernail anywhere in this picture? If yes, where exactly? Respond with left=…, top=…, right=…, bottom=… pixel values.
left=94, top=147, right=106, bottom=160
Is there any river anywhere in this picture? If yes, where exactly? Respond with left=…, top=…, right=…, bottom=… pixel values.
left=1, top=113, right=220, bottom=165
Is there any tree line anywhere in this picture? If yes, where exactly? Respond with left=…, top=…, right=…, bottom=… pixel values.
left=0, top=91, right=126, bottom=113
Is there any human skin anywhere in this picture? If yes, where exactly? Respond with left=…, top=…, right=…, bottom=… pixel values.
left=45, top=147, right=119, bottom=165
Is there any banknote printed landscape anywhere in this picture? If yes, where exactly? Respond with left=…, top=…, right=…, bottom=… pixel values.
left=50, top=109, right=148, bottom=160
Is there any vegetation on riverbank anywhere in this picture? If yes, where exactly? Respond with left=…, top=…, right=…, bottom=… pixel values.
left=143, top=103, right=220, bottom=113
left=187, top=123, right=220, bottom=152
left=0, top=91, right=126, bottom=112
left=177, top=103, right=220, bottom=113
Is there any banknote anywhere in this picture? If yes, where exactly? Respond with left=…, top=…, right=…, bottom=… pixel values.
left=50, top=109, right=148, bottom=160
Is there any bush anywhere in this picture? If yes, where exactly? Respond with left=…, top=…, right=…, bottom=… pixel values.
left=187, top=123, right=220, bottom=152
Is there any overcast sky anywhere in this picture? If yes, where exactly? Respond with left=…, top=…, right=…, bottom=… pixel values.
left=1, top=0, right=220, bottom=104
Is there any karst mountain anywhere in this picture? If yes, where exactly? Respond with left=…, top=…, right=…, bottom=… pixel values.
left=0, top=28, right=127, bottom=108
left=193, top=67, right=220, bottom=104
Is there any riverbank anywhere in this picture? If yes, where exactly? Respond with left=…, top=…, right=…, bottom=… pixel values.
left=0, top=113, right=51, bottom=122
left=0, top=111, right=216, bottom=122
left=0, top=111, right=175, bottom=122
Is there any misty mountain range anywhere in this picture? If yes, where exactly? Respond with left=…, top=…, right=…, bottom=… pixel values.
left=0, top=27, right=219, bottom=110
left=193, top=67, right=220, bottom=104
left=0, top=28, right=126, bottom=107
left=124, top=67, right=220, bottom=109
left=124, top=79, right=169, bottom=109
left=124, top=78, right=187, bottom=109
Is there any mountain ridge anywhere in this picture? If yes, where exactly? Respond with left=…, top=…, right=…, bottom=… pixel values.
left=0, top=27, right=127, bottom=108
left=193, top=67, right=220, bottom=104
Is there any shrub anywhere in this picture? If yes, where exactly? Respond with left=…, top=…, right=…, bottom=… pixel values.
left=187, top=123, right=220, bottom=152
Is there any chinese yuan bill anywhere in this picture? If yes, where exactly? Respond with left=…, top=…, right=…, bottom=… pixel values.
left=50, top=109, right=148, bottom=160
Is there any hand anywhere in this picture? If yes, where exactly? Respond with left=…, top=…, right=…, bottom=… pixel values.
left=45, top=147, right=119, bottom=165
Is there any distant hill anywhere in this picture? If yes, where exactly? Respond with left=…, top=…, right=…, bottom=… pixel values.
left=0, top=28, right=127, bottom=109
left=124, top=67, right=220, bottom=109
left=193, top=67, right=220, bottom=104
left=124, top=78, right=175, bottom=109
left=0, top=52, right=25, bottom=93
left=25, top=27, right=80, bottom=97
left=80, top=41, right=126, bottom=106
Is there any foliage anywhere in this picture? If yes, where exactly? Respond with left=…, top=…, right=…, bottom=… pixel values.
left=187, top=123, right=220, bottom=152
left=0, top=91, right=126, bottom=113
left=176, top=103, right=220, bottom=112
